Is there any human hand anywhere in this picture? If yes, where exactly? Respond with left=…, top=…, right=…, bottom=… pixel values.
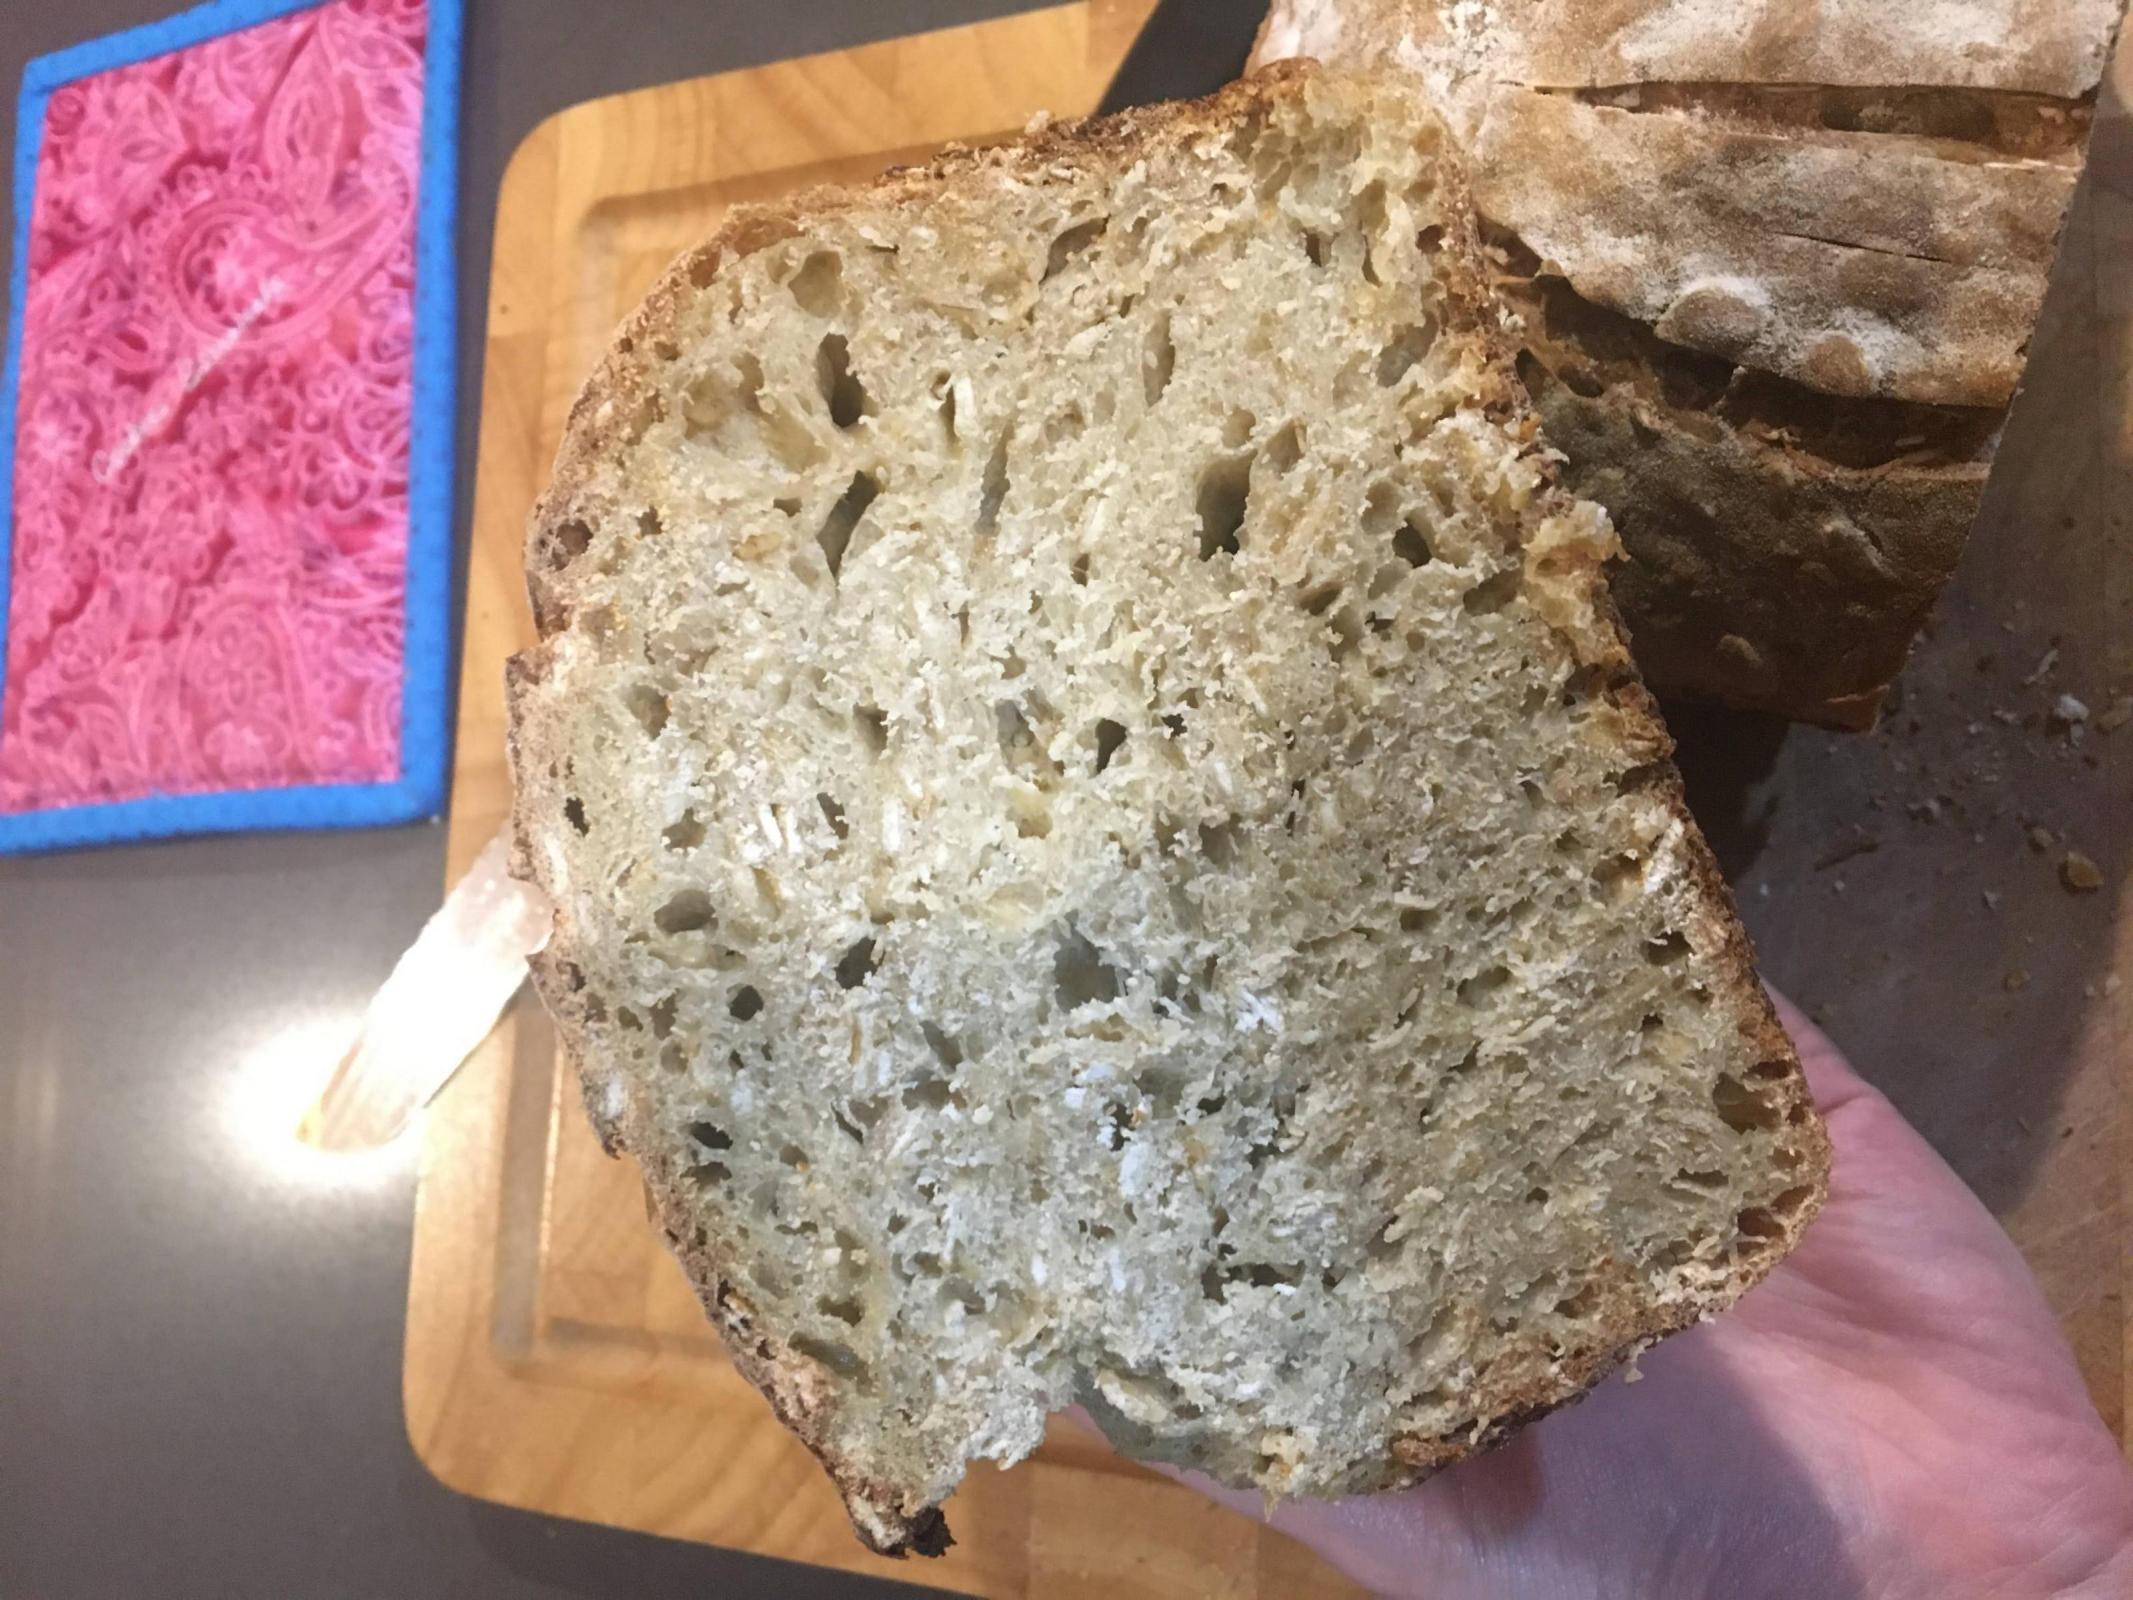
left=1173, top=994, right=2133, bottom=1598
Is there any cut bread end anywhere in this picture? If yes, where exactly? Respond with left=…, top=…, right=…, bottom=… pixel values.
left=508, top=63, right=1829, bottom=1555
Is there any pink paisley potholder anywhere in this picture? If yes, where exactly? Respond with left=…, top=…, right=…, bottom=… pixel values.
left=1, top=0, right=439, bottom=822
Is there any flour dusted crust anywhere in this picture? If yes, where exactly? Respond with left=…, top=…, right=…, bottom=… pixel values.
left=511, top=66, right=1827, bottom=1556
left=1254, top=0, right=2124, bottom=725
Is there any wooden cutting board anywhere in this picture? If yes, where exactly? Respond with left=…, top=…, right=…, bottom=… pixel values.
left=404, top=5, right=1361, bottom=1592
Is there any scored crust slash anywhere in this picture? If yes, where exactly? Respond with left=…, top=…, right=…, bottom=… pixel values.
left=507, top=66, right=1827, bottom=1555
left=1254, top=0, right=2128, bottom=729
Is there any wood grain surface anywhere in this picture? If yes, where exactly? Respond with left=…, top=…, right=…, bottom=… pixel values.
left=407, top=5, right=2133, bottom=1590
left=404, top=4, right=1361, bottom=1591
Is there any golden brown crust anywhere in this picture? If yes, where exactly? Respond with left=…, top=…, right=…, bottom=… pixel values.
left=508, top=59, right=1828, bottom=1553
left=1253, top=0, right=2121, bottom=101
left=1250, top=0, right=2125, bottom=726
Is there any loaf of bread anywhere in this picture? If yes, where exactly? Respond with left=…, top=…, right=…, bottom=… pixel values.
left=508, top=65, right=1828, bottom=1556
left=1255, top=0, right=2125, bottom=727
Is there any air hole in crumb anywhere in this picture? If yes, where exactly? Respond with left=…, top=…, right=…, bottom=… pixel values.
left=1361, top=481, right=1403, bottom=535
left=728, top=985, right=763, bottom=1021
left=1526, top=1186, right=1550, bottom=1204
left=688, top=1121, right=733, bottom=1151
left=815, top=333, right=869, bottom=428
left=836, top=936, right=880, bottom=990
left=656, top=813, right=703, bottom=856
left=1094, top=719, right=1128, bottom=774
left=1645, top=931, right=1692, bottom=965
left=1143, top=313, right=1177, bottom=406
left=1349, top=178, right=1388, bottom=277
left=813, top=794, right=850, bottom=842
left=1071, top=552, right=1091, bottom=586
left=1736, top=1207, right=1785, bottom=1243
left=773, top=495, right=802, bottom=518
left=1555, top=1282, right=1601, bottom=1320
left=1328, top=606, right=1364, bottom=661
left=1615, top=761, right=1668, bottom=797
left=921, top=1022, right=964, bottom=1069
left=649, top=995, right=678, bottom=1039
left=817, top=1293, right=866, bottom=1327
left=625, top=683, right=670, bottom=737
left=563, top=797, right=589, bottom=836
left=903, top=1077, right=956, bottom=1112
left=779, top=1144, right=810, bottom=1170
left=659, top=1040, right=687, bottom=1072
left=1376, top=321, right=1438, bottom=386
left=1196, top=454, right=1252, bottom=560
left=1301, top=229, right=1328, bottom=266
left=1560, top=663, right=1616, bottom=705
left=854, top=705, right=889, bottom=757
left=931, top=371, right=959, bottom=444
left=1222, top=409, right=1257, bottom=449
left=639, top=506, right=664, bottom=539
left=1463, top=569, right=1522, bottom=615
left=548, top=519, right=592, bottom=570
left=688, top=1160, right=731, bottom=1186
left=1199, top=820, right=1240, bottom=868
left=1264, top=421, right=1303, bottom=473
left=976, top=430, right=1011, bottom=537
left=1300, top=581, right=1343, bottom=617
left=995, top=701, right=1035, bottom=756
left=1012, top=792, right=1053, bottom=839
left=1393, top=522, right=1433, bottom=567
left=1042, top=216, right=1108, bottom=281
left=816, top=471, right=880, bottom=579
left=1674, top=1167, right=1727, bottom=1189
left=1712, top=1073, right=1783, bottom=1133
left=789, top=249, right=844, bottom=316
left=790, top=1333, right=863, bottom=1377
left=1053, top=927, right=1122, bottom=1010
left=1592, top=854, right=1640, bottom=903
left=1416, top=224, right=1445, bottom=255
left=1399, top=905, right=1435, bottom=934
left=1458, top=966, right=1512, bottom=1008
left=1771, top=1183, right=1816, bottom=1217
left=1105, top=1105, right=1136, bottom=1153
left=654, top=890, right=715, bottom=934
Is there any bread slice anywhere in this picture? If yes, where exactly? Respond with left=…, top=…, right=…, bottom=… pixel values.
left=1253, top=0, right=2125, bottom=726
left=508, top=64, right=1829, bottom=1557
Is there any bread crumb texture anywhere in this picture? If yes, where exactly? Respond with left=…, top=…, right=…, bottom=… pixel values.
left=510, top=67, right=1827, bottom=1552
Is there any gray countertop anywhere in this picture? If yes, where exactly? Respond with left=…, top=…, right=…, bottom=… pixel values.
left=1, top=3, right=2126, bottom=1597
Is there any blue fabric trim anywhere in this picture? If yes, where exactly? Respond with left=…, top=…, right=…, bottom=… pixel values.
left=0, top=0, right=463, bottom=856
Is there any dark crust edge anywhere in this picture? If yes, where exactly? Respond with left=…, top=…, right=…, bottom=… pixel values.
left=506, top=59, right=1832, bottom=1555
